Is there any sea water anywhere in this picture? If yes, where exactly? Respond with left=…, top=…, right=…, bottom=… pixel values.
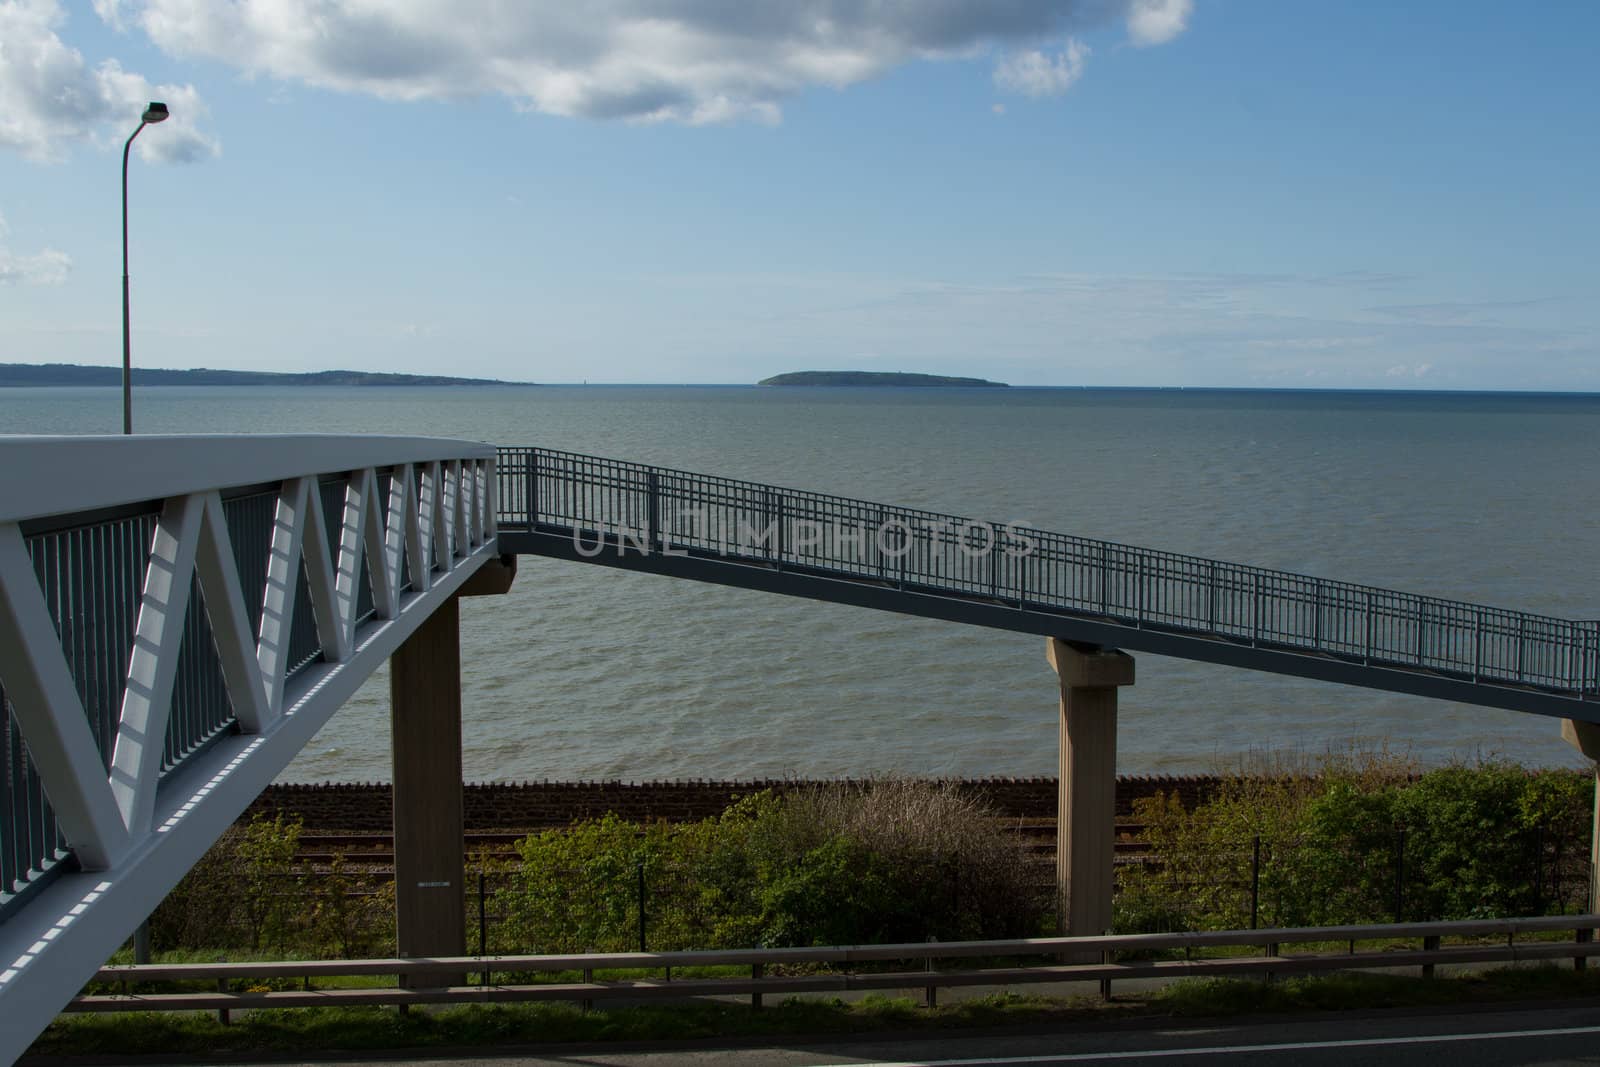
left=3, top=384, right=1596, bottom=779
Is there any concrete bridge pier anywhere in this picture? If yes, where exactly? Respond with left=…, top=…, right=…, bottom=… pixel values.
left=1047, top=638, right=1135, bottom=949
left=390, top=556, right=516, bottom=985
left=1560, top=718, right=1600, bottom=915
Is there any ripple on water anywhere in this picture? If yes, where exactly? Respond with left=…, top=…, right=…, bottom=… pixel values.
left=59, top=385, right=1580, bottom=783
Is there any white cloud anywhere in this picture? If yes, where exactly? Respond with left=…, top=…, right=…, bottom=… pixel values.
left=755, top=270, right=1594, bottom=388
left=91, top=0, right=126, bottom=29
left=1126, top=0, right=1193, bottom=46
left=108, top=1, right=1191, bottom=124
left=994, top=39, right=1089, bottom=98
left=0, top=0, right=217, bottom=162
left=1246, top=335, right=1382, bottom=351
left=0, top=210, right=71, bottom=284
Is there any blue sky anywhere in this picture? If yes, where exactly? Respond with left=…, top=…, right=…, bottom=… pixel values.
left=1, top=0, right=1596, bottom=388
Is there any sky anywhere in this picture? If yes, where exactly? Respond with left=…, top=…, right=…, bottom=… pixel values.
left=0, top=0, right=1596, bottom=388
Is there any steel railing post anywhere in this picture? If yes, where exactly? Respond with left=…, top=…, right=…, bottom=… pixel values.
left=1590, top=623, right=1599, bottom=696
left=1099, top=544, right=1110, bottom=615
left=534, top=454, right=547, bottom=531
left=646, top=470, right=660, bottom=551
left=1253, top=571, right=1262, bottom=644
left=989, top=523, right=999, bottom=600
left=1365, top=590, right=1375, bottom=664
left=1135, top=552, right=1145, bottom=625
left=1313, top=580, right=1323, bottom=649
left=1208, top=562, right=1217, bottom=632
left=1518, top=615, right=1527, bottom=682
left=1475, top=610, right=1484, bottom=681
left=1567, top=622, right=1578, bottom=692
left=1416, top=600, right=1425, bottom=665
left=875, top=510, right=886, bottom=579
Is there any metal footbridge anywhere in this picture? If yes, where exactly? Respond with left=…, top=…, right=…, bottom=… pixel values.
left=1, top=436, right=1596, bottom=1060
left=495, top=447, right=1600, bottom=721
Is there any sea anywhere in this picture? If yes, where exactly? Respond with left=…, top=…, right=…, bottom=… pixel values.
left=3, top=384, right=1598, bottom=781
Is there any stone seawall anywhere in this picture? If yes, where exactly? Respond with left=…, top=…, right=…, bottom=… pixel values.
left=243, top=777, right=1225, bottom=832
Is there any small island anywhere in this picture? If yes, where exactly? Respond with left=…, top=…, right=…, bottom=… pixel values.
left=0, top=363, right=533, bottom=388
left=758, top=371, right=1007, bottom=388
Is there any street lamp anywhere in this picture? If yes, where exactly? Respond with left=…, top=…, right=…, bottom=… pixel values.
left=121, top=101, right=168, bottom=435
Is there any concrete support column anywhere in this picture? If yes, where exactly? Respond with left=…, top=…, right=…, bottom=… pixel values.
left=1047, top=638, right=1135, bottom=946
left=1561, top=719, right=1600, bottom=915
left=391, top=595, right=465, bottom=983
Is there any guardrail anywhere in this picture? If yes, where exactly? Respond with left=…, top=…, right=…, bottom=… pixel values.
left=495, top=448, right=1600, bottom=702
left=74, top=914, right=1600, bottom=1017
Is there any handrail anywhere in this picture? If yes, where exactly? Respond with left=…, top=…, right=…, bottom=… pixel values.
left=495, top=447, right=1600, bottom=699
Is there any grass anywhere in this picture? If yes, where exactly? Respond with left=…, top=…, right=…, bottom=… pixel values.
left=1156, top=964, right=1600, bottom=1016
left=27, top=965, right=1600, bottom=1060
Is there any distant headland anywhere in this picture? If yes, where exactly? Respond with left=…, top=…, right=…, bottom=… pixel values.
left=758, top=371, right=1008, bottom=387
left=0, top=363, right=533, bottom=388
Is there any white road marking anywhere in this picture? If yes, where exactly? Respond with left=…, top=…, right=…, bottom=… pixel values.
left=802, top=1023, right=1600, bottom=1066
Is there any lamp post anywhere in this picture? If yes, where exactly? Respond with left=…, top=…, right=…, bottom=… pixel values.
left=122, top=101, right=168, bottom=435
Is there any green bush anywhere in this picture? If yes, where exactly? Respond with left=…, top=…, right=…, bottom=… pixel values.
left=149, top=813, right=395, bottom=956
left=495, top=813, right=669, bottom=954
left=756, top=836, right=903, bottom=947
left=1118, top=753, right=1592, bottom=932
left=148, top=760, right=1589, bottom=958
left=492, top=780, right=1046, bottom=952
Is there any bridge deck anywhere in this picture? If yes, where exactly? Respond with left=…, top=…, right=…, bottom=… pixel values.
left=496, top=447, right=1600, bottom=722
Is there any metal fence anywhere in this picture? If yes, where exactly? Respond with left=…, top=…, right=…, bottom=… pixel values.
left=1117, top=825, right=1593, bottom=934
left=1, top=475, right=389, bottom=923
left=496, top=447, right=1600, bottom=697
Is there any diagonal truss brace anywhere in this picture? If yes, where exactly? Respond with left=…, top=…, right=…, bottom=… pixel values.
left=0, top=455, right=498, bottom=1065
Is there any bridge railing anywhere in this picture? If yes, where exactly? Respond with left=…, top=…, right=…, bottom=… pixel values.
left=1, top=437, right=496, bottom=924
left=496, top=447, right=1599, bottom=699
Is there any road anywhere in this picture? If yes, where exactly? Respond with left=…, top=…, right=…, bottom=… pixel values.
left=261, top=1005, right=1600, bottom=1067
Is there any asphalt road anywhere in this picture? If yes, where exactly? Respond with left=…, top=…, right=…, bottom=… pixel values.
left=261, top=1004, right=1600, bottom=1067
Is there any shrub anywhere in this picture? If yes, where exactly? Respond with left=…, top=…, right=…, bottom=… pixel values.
left=148, top=812, right=304, bottom=953
left=774, top=778, right=1046, bottom=943
left=495, top=813, right=673, bottom=954
left=1119, top=751, right=1592, bottom=932
left=492, top=779, right=1046, bottom=952
left=148, top=826, right=249, bottom=951
left=311, top=853, right=395, bottom=958
left=234, top=812, right=303, bottom=952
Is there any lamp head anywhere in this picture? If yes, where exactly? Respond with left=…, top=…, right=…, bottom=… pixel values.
left=142, top=102, right=169, bottom=124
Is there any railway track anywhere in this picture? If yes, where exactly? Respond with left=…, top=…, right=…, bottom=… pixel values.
left=287, top=821, right=1154, bottom=874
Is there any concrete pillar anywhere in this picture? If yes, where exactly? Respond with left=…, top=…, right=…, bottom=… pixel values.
left=391, top=595, right=466, bottom=983
left=1047, top=638, right=1135, bottom=947
left=389, top=556, right=516, bottom=985
left=1560, top=719, right=1600, bottom=915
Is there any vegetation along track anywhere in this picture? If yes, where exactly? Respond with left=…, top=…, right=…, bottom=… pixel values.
left=286, top=820, right=1152, bottom=883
